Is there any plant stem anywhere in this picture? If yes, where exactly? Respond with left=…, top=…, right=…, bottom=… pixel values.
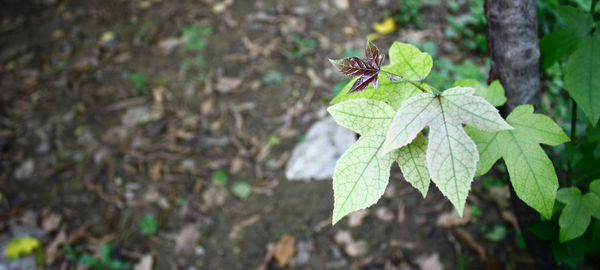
left=592, top=0, right=599, bottom=21
left=379, top=69, right=435, bottom=93
left=567, top=99, right=577, bottom=186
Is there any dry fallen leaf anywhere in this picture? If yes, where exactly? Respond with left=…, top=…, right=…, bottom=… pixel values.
left=345, top=240, right=368, bottom=257
left=376, top=207, right=395, bottom=222
left=334, top=230, right=353, bottom=246
left=133, top=254, right=154, bottom=270
left=415, top=253, right=444, bottom=270
left=175, top=224, right=200, bottom=255
left=42, top=212, right=62, bottom=232
left=273, top=234, right=296, bottom=267
left=332, top=0, right=349, bottom=10
left=347, top=209, right=369, bottom=227
left=45, top=227, right=67, bottom=265
left=149, top=161, right=163, bottom=181
left=436, top=206, right=472, bottom=228
left=216, top=77, right=243, bottom=93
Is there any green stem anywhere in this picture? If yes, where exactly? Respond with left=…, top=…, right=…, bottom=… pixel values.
left=379, top=70, right=438, bottom=93
left=567, top=99, right=577, bottom=186
left=592, top=0, right=599, bottom=21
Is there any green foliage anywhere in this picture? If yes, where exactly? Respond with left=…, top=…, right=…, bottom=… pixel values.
left=383, top=87, right=511, bottom=214
left=445, top=0, right=487, bottom=52
left=540, top=5, right=599, bottom=126
left=288, top=34, right=317, bottom=63
left=395, top=0, right=424, bottom=28
left=468, top=105, right=570, bottom=219
left=139, top=214, right=158, bottom=236
left=129, top=73, right=148, bottom=95
left=328, top=42, right=525, bottom=223
left=556, top=180, right=600, bottom=242
left=262, top=70, right=283, bottom=84
left=331, top=42, right=432, bottom=110
left=454, top=79, right=507, bottom=107
left=212, top=169, right=229, bottom=185
left=66, top=243, right=131, bottom=270
left=182, top=25, right=212, bottom=51
left=231, top=181, right=252, bottom=200
left=482, top=224, right=508, bottom=242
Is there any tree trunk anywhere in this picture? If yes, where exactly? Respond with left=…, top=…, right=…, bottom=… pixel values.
left=485, top=1, right=557, bottom=269
left=486, top=0, right=540, bottom=111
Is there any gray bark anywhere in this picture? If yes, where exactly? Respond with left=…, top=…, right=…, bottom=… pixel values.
left=486, top=0, right=541, bottom=112
left=485, top=1, right=557, bottom=269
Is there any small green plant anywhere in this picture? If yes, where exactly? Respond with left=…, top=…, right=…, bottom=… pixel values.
left=328, top=41, right=568, bottom=228
left=65, top=243, right=131, bottom=270
left=212, top=169, right=229, bottom=185
left=181, top=25, right=212, bottom=82
left=262, top=70, right=283, bottom=84
left=231, top=181, right=252, bottom=200
left=182, top=25, right=212, bottom=51
left=139, top=214, right=158, bottom=236
left=287, top=34, right=317, bottom=63
left=129, top=73, right=148, bottom=95
left=395, top=0, right=425, bottom=28
left=445, top=0, right=488, bottom=52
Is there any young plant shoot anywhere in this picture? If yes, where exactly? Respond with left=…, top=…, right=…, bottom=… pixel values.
left=328, top=41, right=568, bottom=225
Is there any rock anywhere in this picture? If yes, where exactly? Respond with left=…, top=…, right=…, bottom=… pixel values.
left=121, top=106, right=150, bottom=126
left=285, top=116, right=356, bottom=180
left=376, top=207, right=394, bottom=222
left=14, top=159, right=34, bottom=180
left=347, top=209, right=369, bottom=227
left=344, top=240, right=368, bottom=257
left=332, top=0, right=349, bottom=10
left=334, top=230, right=353, bottom=245
left=415, top=253, right=444, bottom=270
left=175, top=225, right=200, bottom=255
left=133, top=255, right=153, bottom=270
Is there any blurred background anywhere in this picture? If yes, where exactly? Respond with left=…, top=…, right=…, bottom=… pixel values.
left=0, top=0, right=572, bottom=269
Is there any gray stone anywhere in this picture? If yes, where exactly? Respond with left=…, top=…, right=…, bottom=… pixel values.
left=285, top=116, right=355, bottom=180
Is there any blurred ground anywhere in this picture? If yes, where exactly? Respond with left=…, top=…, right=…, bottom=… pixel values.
left=1, top=0, right=536, bottom=269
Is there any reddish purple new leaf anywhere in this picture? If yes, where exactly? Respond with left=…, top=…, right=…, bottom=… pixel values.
left=329, top=40, right=384, bottom=93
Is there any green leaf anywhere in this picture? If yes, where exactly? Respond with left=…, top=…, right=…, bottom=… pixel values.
left=331, top=134, right=396, bottom=225
left=383, top=87, right=511, bottom=215
left=564, top=33, right=600, bottom=126
left=231, top=181, right=252, bottom=200
left=468, top=105, right=569, bottom=219
left=556, top=187, right=597, bottom=242
left=484, top=224, right=508, bottom=242
left=139, top=214, right=158, bottom=236
left=331, top=42, right=432, bottom=110
left=387, top=41, right=433, bottom=80
left=328, top=99, right=399, bottom=224
left=212, top=169, right=229, bottom=185
left=99, top=243, right=113, bottom=262
left=396, top=133, right=430, bottom=197
left=556, top=6, right=594, bottom=36
left=327, top=98, right=395, bottom=135
left=4, top=237, right=41, bottom=259
left=453, top=79, right=507, bottom=107
left=539, top=29, right=580, bottom=70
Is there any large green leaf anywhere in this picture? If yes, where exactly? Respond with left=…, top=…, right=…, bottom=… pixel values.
left=557, top=184, right=600, bottom=242
left=331, top=42, right=432, bottom=109
left=539, top=29, right=580, bottom=70
left=468, top=105, right=570, bottom=219
left=383, top=87, right=511, bottom=214
left=564, top=32, right=600, bottom=126
left=539, top=5, right=594, bottom=70
left=328, top=99, right=431, bottom=224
